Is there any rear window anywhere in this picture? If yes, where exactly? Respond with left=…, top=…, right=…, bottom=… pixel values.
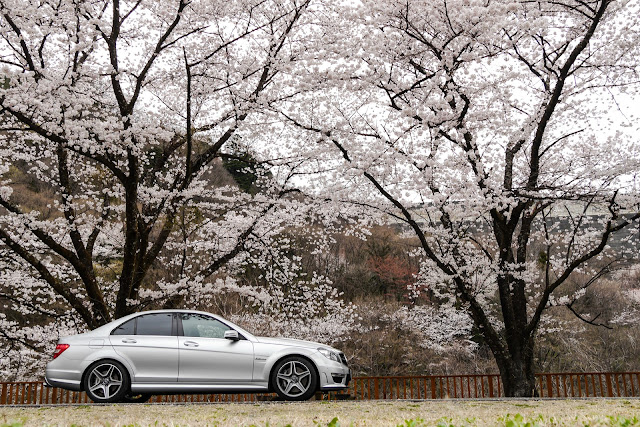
left=112, top=319, right=135, bottom=335
left=135, top=313, right=173, bottom=336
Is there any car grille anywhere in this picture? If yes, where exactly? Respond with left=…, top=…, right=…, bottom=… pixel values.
left=339, top=352, right=348, bottom=366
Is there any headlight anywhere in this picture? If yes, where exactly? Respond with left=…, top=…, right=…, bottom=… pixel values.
left=317, top=348, right=340, bottom=362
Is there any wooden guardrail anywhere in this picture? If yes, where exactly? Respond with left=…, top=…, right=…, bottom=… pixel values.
left=1, top=372, right=639, bottom=404
left=350, top=372, right=640, bottom=399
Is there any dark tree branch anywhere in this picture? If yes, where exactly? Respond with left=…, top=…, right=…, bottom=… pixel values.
left=566, top=303, right=613, bottom=329
left=0, top=227, right=97, bottom=328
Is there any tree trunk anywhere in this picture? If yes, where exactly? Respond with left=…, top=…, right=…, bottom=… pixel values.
left=496, top=354, right=538, bottom=397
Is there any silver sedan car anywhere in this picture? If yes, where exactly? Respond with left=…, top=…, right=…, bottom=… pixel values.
left=45, top=310, right=350, bottom=402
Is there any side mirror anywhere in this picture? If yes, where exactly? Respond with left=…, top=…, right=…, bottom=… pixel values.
left=224, top=330, right=239, bottom=341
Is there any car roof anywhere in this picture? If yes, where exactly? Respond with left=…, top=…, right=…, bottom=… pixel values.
left=85, top=309, right=257, bottom=341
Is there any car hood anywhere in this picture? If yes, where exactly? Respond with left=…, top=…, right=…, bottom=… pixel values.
left=255, top=336, right=337, bottom=351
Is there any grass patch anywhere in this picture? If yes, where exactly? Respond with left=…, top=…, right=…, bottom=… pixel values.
left=1, top=417, right=26, bottom=427
left=1, top=399, right=640, bottom=426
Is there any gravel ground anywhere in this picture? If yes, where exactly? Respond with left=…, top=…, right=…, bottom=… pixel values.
left=1, top=399, right=639, bottom=426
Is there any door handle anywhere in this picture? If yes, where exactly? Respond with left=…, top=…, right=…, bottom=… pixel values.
left=121, top=338, right=137, bottom=343
left=183, top=340, right=199, bottom=347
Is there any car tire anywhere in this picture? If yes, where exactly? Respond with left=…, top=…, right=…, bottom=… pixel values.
left=270, top=356, right=318, bottom=401
left=120, top=393, right=152, bottom=403
left=83, top=360, right=130, bottom=403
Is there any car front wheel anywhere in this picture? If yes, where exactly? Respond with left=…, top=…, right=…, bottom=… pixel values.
left=83, top=360, right=130, bottom=403
left=271, top=356, right=318, bottom=401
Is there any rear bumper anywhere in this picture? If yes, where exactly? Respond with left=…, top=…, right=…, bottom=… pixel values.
left=45, top=363, right=83, bottom=391
left=43, top=376, right=82, bottom=391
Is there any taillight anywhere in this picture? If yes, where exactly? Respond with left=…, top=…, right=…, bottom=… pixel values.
left=53, top=344, right=70, bottom=359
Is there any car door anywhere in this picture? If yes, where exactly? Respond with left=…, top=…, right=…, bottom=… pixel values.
left=177, top=313, right=254, bottom=383
left=110, top=313, right=179, bottom=383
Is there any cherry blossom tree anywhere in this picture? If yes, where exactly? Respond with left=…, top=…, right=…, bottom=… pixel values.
left=0, top=0, right=363, bottom=378
left=276, top=0, right=640, bottom=396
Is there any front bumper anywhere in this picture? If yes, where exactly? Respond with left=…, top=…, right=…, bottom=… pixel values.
left=317, top=362, right=351, bottom=391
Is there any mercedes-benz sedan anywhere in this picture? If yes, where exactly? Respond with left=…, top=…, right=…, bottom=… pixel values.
left=45, top=310, right=350, bottom=402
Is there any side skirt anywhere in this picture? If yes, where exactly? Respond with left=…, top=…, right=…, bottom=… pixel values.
left=130, top=383, right=269, bottom=394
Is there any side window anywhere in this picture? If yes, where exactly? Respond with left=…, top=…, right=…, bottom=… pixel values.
left=135, top=313, right=173, bottom=336
left=112, top=319, right=135, bottom=335
left=181, top=314, right=230, bottom=339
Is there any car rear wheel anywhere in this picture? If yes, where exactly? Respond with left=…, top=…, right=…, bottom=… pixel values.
left=271, top=356, right=318, bottom=401
left=83, top=360, right=130, bottom=403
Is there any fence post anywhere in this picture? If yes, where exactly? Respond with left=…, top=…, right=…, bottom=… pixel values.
left=0, top=383, right=7, bottom=405
left=569, top=375, right=575, bottom=397
left=577, top=374, right=583, bottom=398
left=615, top=374, right=622, bottom=397
left=474, top=376, right=478, bottom=398
left=536, top=376, right=542, bottom=398
left=605, top=373, right=613, bottom=397
left=544, top=374, right=551, bottom=398
left=488, top=376, right=494, bottom=397
left=373, top=378, right=379, bottom=400
left=622, top=374, right=628, bottom=397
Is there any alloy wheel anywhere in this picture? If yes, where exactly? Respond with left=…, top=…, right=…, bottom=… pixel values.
left=275, top=360, right=312, bottom=398
left=87, top=363, right=124, bottom=400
